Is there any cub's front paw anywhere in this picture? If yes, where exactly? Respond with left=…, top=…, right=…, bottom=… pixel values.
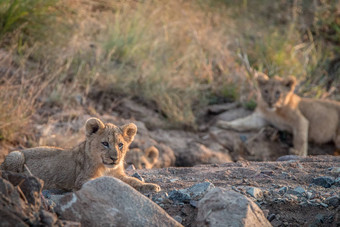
left=139, top=183, right=161, bottom=193
left=216, top=120, right=233, bottom=130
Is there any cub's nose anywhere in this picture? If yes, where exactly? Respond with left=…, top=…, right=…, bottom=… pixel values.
left=110, top=157, right=118, bottom=163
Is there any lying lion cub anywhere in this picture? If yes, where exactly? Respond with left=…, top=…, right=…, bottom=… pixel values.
left=1, top=118, right=161, bottom=192
left=217, top=73, right=340, bottom=156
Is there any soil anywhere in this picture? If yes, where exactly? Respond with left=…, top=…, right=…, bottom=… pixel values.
left=136, top=156, right=340, bottom=226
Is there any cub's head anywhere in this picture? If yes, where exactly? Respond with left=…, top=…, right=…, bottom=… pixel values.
left=125, top=146, right=159, bottom=169
left=257, top=73, right=296, bottom=111
left=85, top=118, right=137, bottom=169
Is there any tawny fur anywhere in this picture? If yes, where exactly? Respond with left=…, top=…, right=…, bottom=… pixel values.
left=217, top=73, right=340, bottom=156
left=125, top=143, right=176, bottom=169
left=1, top=118, right=161, bottom=192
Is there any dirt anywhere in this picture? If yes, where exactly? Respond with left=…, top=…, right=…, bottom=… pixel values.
left=135, top=156, right=340, bottom=226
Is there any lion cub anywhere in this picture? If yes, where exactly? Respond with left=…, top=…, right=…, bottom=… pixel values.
left=217, top=74, right=340, bottom=156
left=1, top=118, right=161, bottom=192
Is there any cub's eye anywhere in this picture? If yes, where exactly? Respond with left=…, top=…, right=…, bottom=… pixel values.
left=102, top=142, right=109, bottom=147
left=264, top=89, right=268, bottom=94
left=275, top=90, right=280, bottom=97
left=118, top=143, right=124, bottom=150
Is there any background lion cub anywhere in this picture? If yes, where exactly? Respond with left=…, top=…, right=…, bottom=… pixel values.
left=217, top=73, right=340, bottom=156
left=1, top=117, right=160, bottom=192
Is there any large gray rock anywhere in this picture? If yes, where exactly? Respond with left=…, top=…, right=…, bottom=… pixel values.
left=55, top=176, right=182, bottom=227
left=196, top=187, right=271, bottom=227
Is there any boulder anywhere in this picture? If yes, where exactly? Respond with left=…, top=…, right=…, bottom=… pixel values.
left=0, top=171, right=63, bottom=226
left=196, top=187, right=271, bottom=227
left=55, top=176, right=182, bottom=227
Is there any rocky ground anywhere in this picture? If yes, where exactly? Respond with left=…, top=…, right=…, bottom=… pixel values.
left=135, top=155, right=340, bottom=226
left=1, top=100, right=340, bottom=226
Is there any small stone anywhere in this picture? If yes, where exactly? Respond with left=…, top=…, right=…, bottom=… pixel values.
left=246, top=187, right=263, bottom=199
left=330, top=167, right=340, bottom=173
left=306, top=192, right=313, bottom=200
left=335, top=177, right=340, bottom=187
left=319, top=202, right=328, bottom=208
left=132, top=172, right=144, bottom=182
left=190, top=200, right=198, bottom=208
left=173, top=215, right=182, bottom=224
left=126, top=165, right=136, bottom=171
left=278, top=186, right=288, bottom=194
left=185, top=182, right=215, bottom=200
left=325, top=196, right=340, bottom=207
left=288, top=186, right=305, bottom=196
left=267, top=214, right=276, bottom=222
left=168, top=190, right=191, bottom=203
left=312, top=176, right=335, bottom=188
left=170, top=178, right=179, bottom=183
left=276, top=155, right=301, bottom=161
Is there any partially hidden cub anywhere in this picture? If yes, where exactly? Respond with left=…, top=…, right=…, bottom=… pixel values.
left=1, top=117, right=161, bottom=192
left=217, top=73, right=340, bottom=156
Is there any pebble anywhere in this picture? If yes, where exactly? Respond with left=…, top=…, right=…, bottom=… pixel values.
left=335, top=177, right=340, bottom=187
left=278, top=186, right=288, bottom=194
left=132, top=172, right=144, bottom=182
left=330, top=167, right=340, bottom=173
left=288, top=186, right=305, bottom=196
left=168, top=190, right=191, bottom=203
left=267, top=214, right=276, bottom=222
left=189, top=200, right=198, bottom=208
left=312, top=176, right=335, bottom=188
left=173, top=215, right=182, bottom=224
left=170, top=178, right=179, bottom=183
left=306, top=192, right=313, bottom=200
left=185, top=182, right=215, bottom=200
left=325, top=196, right=340, bottom=207
left=246, top=187, right=263, bottom=199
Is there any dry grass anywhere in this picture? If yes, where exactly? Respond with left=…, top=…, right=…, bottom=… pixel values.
left=0, top=0, right=339, bottom=146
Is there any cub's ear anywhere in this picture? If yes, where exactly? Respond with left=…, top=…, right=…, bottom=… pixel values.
left=85, top=118, right=105, bottom=137
left=256, top=72, right=269, bottom=86
left=145, top=146, right=159, bottom=165
left=283, top=75, right=296, bottom=90
left=121, top=123, right=137, bottom=143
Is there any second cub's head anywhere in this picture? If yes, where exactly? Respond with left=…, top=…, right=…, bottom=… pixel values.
left=85, top=118, right=137, bottom=169
left=257, top=73, right=296, bottom=111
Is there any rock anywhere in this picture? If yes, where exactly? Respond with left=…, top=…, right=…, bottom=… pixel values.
left=277, top=155, right=301, bottom=161
left=56, top=176, right=182, bottom=226
left=312, top=176, right=335, bottom=188
left=267, top=213, right=276, bottom=222
left=306, top=192, right=313, bottom=200
left=335, top=177, right=340, bottom=187
left=0, top=171, right=63, bottom=226
left=246, top=187, right=263, bottom=199
left=168, top=190, right=191, bottom=203
left=278, top=186, right=288, bottom=194
left=325, top=196, right=340, bottom=207
left=196, top=188, right=271, bottom=227
left=184, top=182, right=215, bottom=200
left=132, top=172, right=145, bottom=182
left=174, top=215, right=183, bottom=224
left=330, top=167, right=340, bottom=173
left=287, top=186, right=305, bottom=196
left=207, top=103, right=239, bottom=114
left=216, top=107, right=252, bottom=122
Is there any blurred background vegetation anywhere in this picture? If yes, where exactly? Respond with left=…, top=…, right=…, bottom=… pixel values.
left=0, top=0, right=340, bottom=145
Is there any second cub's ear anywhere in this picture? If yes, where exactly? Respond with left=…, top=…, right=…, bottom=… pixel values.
left=121, top=123, right=137, bottom=143
left=256, top=72, right=269, bottom=86
left=145, top=146, right=159, bottom=165
left=85, top=118, right=105, bottom=137
left=283, top=75, right=296, bottom=90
